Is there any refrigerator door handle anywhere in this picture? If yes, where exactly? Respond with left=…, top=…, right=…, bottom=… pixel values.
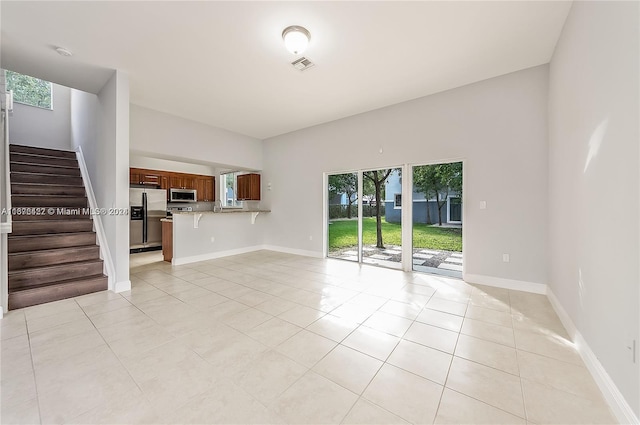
left=142, top=192, right=148, bottom=244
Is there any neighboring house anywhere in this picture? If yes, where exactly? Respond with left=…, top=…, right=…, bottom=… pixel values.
left=384, top=170, right=462, bottom=225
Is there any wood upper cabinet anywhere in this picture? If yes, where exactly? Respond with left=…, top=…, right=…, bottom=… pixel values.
left=196, top=176, right=215, bottom=202
left=130, top=168, right=214, bottom=202
left=130, top=169, right=141, bottom=185
left=237, top=173, right=261, bottom=201
left=130, top=168, right=165, bottom=186
left=170, top=174, right=196, bottom=190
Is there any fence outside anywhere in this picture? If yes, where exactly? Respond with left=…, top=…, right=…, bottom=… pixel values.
left=329, top=204, right=379, bottom=219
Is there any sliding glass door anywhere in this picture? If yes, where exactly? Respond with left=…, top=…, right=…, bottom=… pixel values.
left=411, top=162, right=463, bottom=278
left=327, top=172, right=359, bottom=262
left=326, top=168, right=402, bottom=270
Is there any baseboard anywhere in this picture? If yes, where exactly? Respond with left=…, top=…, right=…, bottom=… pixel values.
left=546, top=288, right=577, bottom=339
left=463, top=273, right=547, bottom=294
left=547, top=288, right=639, bottom=425
left=262, top=245, right=324, bottom=259
left=172, top=245, right=266, bottom=265
left=114, top=280, right=131, bottom=293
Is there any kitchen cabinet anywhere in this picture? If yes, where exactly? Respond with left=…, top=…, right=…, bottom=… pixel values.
left=130, top=169, right=140, bottom=185
left=196, top=176, right=215, bottom=202
left=237, top=173, right=261, bottom=201
left=170, top=174, right=197, bottom=190
left=130, top=168, right=214, bottom=201
left=130, top=168, right=165, bottom=186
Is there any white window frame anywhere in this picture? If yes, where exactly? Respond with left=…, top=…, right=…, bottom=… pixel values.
left=393, top=193, right=402, bottom=209
left=446, top=196, right=462, bottom=224
left=219, top=172, right=244, bottom=208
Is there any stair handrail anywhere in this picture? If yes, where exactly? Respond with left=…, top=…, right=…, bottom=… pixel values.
left=1, top=89, right=12, bottom=316
left=75, top=145, right=115, bottom=290
left=1, top=90, right=12, bottom=234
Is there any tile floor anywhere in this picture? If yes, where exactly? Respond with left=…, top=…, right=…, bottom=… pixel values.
left=1, top=250, right=618, bottom=424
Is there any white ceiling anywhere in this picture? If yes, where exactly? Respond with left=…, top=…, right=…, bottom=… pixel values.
left=1, top=1, right=572, bottom=139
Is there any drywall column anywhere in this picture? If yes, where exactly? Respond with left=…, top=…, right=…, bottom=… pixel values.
left=548, top=1, right=639, bottom=421
left=75, top=71, right=131, bottom=292
left=100, top=71, right=131, bottom=292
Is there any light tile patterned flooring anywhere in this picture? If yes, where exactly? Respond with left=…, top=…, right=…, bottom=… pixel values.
left=1, top=250, right=617, bottom=424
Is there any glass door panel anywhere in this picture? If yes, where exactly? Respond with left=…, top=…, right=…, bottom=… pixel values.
left=327, top=172, right=359, bottom=262
left=411, top=162, right=463, bottom=277
left=361, top=168, right=402, bottom=270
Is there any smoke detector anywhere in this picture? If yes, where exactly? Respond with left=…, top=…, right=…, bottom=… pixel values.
left=291, top=57, right=315, bottom=71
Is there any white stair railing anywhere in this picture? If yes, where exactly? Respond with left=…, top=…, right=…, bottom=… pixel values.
left=1, top=90, right=14, bottom=316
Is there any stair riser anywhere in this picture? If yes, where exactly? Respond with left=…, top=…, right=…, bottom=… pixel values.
left=10, top=172, right=83, bottom=186
left=9, top=261, right=104, bottom=289
left=8, top=277, right=108, bottom=310
left=10, top=153, right=78, bottom=168
left=11, top=220, right=94, bottom=236
left=9, top=145, right=76, bottom=159
left=12, top=196, right=88, bottom=208
left=8, top=233, right=96, bottom=253
left=11, top=184, right=86, bottom=197
left=9, top=247, right=101, bottom=271
left=10, top=163, right=81, bottom=176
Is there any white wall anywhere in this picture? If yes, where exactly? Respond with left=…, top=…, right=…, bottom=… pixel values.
left=8, top=82, right=71, bottom=150
left=130, top=155, right=216, bottom=176
left=548, top=1, right=639, bottom=418
left=70, top=71, right=131, bottom=292
left=130, top=104, right=262, bottom=171
left=263, top=65, right=549, bottom=287
left=172, top=213, right=266, bottom=264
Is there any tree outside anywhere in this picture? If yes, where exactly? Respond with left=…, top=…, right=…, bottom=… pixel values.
left=328, top=173, right=357, bottom=219
left=5, top=70, right=52, bottom=109
left=413, top=162, right=462, bottom=226
left=363, top=168, right=398, bottom=248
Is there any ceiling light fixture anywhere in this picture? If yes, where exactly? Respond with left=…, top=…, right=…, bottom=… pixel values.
left=55, top=47, right=73, bottom=57
left=282, top=25, right=310, bottom=55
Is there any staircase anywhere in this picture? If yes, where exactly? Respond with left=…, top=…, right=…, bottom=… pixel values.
left=7, top=144, right=107, bottom=310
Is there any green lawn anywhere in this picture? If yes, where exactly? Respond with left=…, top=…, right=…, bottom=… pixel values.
left=328, top=217, right=462, bottom=252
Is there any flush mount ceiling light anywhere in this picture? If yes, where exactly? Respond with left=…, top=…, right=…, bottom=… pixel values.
left=55, top=47, right=73, bottom=57
left=282, top=25, right=310, bottom=55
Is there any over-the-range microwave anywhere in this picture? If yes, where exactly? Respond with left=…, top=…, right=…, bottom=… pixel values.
left=169, top=188, right=197, bottom=202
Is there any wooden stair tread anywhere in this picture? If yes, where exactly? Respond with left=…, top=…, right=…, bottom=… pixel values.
left=8, top=258, right=104, bottom=275
left=9, top=244, right=99, bottom=256
left=9, top=144, right=76, bottom=159
left=8, top=275, right=108, bottom=310
left=9, top=231, right=95, bottom=239
left=10, top=274, right=107, bottom=292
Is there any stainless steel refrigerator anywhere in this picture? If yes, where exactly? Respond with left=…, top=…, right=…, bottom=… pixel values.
left=129, top=188, right=167, bottom=251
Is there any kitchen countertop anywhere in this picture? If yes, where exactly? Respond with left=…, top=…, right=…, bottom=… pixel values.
left=172, top=209, right=271, bottom=215
left=160, top=218, right=172, bottom=222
